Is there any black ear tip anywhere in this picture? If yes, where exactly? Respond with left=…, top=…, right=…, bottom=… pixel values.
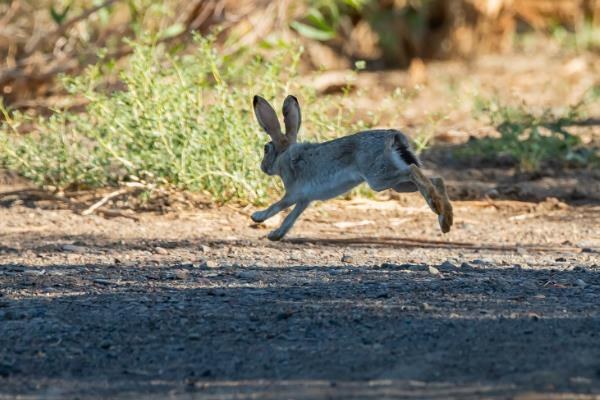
left=253, top=95, right=260, bottom=106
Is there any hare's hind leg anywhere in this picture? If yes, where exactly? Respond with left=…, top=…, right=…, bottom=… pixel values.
left=407, top=164, right=454, bottom=233
left=268, top=201, right=310, bottom=241
left=251, top=195, right=294, bottom=223
left=431, top=177, right=453, bottom=233
left=407, top=164, right=444, bottom=216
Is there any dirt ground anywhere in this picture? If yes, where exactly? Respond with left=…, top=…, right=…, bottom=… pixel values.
left=1, top=46, right=600, bottom=398
left=0, top=191, right=599, bottom=399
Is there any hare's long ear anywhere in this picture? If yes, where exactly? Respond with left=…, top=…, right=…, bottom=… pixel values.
left=282, top=95, right=301, bottom=143
left=253, top=95, right=287, bottom=149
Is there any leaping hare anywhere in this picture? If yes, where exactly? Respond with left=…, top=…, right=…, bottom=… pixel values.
left=251, top=95, right=453, bottom=241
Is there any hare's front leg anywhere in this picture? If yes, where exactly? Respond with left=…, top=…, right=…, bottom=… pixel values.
left=251, top=195, right=294, bottom=223
left=268, top=201, right=310, bottom=241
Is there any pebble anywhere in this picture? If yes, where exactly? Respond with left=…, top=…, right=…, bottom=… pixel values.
left=174, top=270, right=189, bottom=280
left=100, top=341, right=112, bottom=349
left=428, top=266, right=441, bottom=275
left=581, top=248, right=594, bottom=253
left=438, top=261, right=456, bottom=272
left=555, top=257, right=567, bottom=262
left=199, top=260, right=218, bottom=269
left=460, top=262, right=475, bottom=270
left=154, top=247, right=168, bottom=255
left=575, top=279, right=587, bottom=288
left=93, top=279, right=112, bottom=285
left=409, top=264, right=427, bottom=272
left=24, top=269, right=46, bottom=276
left=341, top=254, right=354, bottom=263
left=237, top=270, right=258, bottom=280
left=62, top=244, right=86, bottom=253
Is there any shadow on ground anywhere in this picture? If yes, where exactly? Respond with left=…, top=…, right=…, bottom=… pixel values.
left=1, top=259, right=600, bottom=399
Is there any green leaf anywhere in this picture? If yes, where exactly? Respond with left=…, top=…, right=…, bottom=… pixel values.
left=160, top=23, right=186, bottom=40
left=49, top=3, right=71, bottom=25
left=290, top=21, right=336, bottom=41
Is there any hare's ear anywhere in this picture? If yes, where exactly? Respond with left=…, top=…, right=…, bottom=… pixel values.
left=282, top=95, right=301, bottom=143
left=253, top=96, right=282, bottom=136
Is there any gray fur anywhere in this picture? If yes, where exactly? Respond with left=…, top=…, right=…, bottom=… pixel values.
left=251, top=96, right=438, bottom=241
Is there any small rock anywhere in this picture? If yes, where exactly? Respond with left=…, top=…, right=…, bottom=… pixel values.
left=555, top=257, right=567, bottom=262
left=200, top=245, right=211, bottom=253
left=174, top=269, right=189, bottom=280
left=199, top=260, right=218, bottom=269
left=93, top=279, right=112, bottom=285
left=237, top=271, right=258, bottom=280
left=516, top=247, right=527, bottom=255
left=381, top=263, right=412, bottom=270
left=428, top=266, right=441, bottom=275
left=528, top=313, right=541, bottom=321
left=341, top=254, right=354, bottom=263
left=24, top=269, right=46, bottom=276
left=62, top=244, right=86, bottom=253
left=277, top=310, right=294, bottom=320
left=100, top=340, right=112, bottom=349
left=471, top=259, right=492, bottom=265
left=409, top=264, right=427, bottom=272
left=460, top=262, right=475, bottom=270
left=581, top=248, right=594, bottom=253
left=420, top=302, right=433, bottom=311
left=575, top=279, right=587, bottom=288
left=154, top=247, right=168, bottom=255
left=162, top=272, right=177, bottom=280
left=438, top=261, right=456, bottom=272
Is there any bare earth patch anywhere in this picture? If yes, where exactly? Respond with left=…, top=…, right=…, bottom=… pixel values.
left=0, top=193, right=599, bottom=399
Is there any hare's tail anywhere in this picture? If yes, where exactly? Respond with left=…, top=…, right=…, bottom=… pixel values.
left=386, top=131, right=421, bottom=169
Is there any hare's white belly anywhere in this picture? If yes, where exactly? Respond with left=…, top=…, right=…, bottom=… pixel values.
left=298, top=167, right=363, bottom=201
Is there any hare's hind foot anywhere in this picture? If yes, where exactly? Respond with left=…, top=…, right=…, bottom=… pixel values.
left=431, top=177, right=453, bottom=233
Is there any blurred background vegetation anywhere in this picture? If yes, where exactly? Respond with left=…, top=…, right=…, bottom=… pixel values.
left=0, top=0, right=599, bottom=206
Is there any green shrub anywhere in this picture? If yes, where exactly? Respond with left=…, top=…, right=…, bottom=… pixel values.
left=0, top=36, right=369, bottom=205
left=458, top=96, right=599, bottom=171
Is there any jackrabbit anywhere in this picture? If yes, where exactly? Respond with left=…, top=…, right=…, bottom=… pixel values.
left=251, top=95, right=453, bottom=241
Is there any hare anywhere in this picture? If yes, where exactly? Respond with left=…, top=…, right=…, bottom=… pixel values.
left=251, top=95, right=453, bottom=241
